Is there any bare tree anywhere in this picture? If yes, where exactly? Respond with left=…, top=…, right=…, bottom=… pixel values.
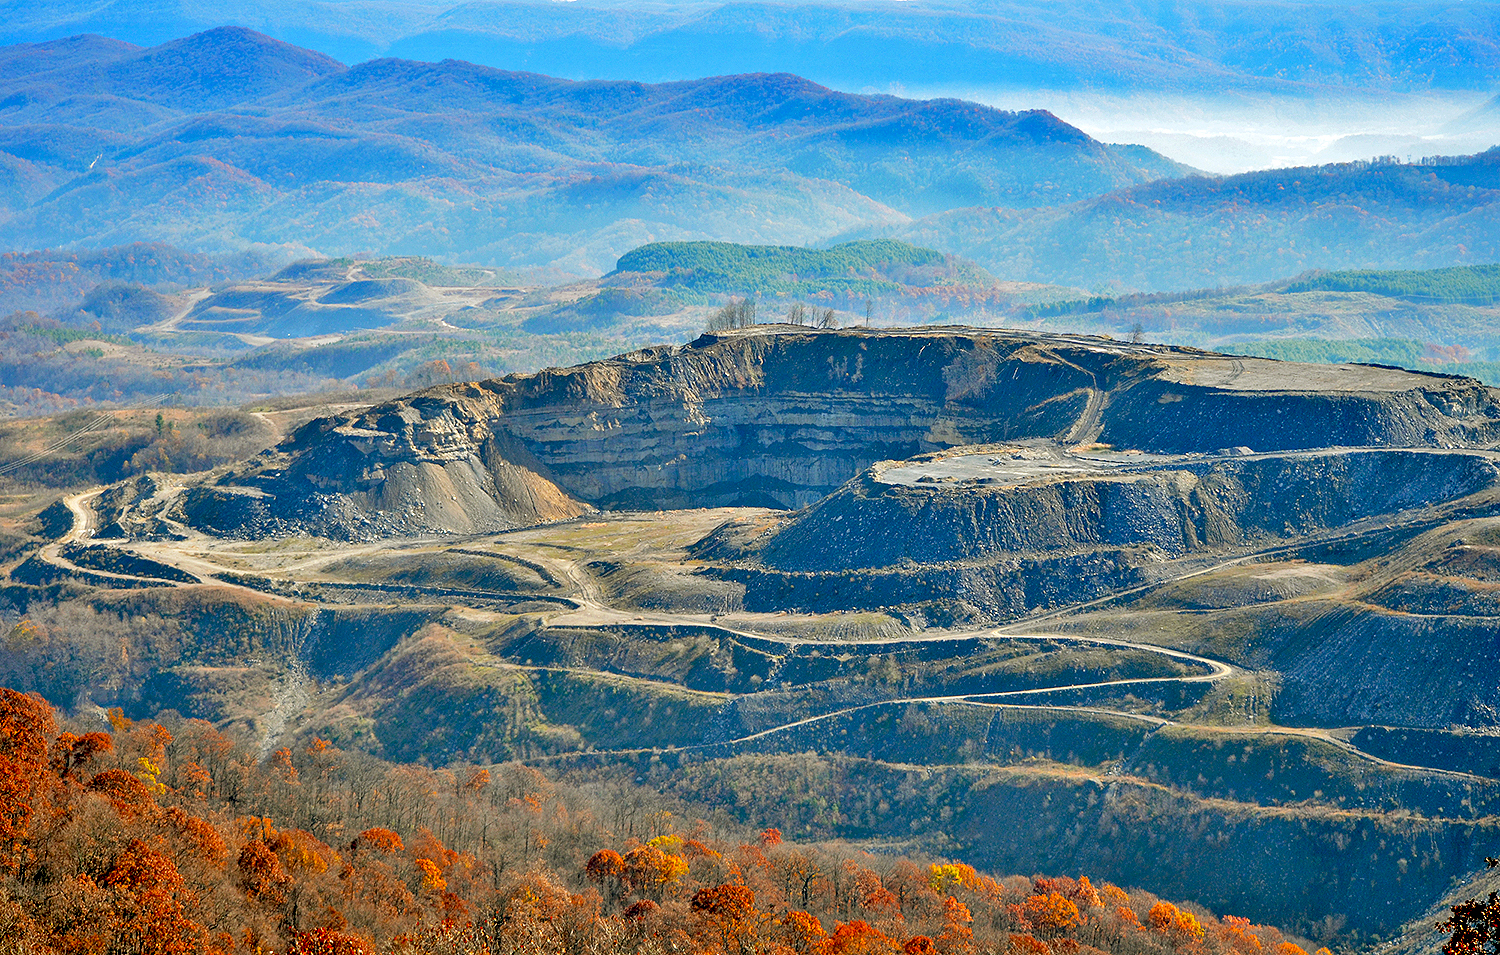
left=706, top=298, right=759, bottom=332
left=817, top=308, right=838, bottom=329
left=706, top=304, right=734, bottom=332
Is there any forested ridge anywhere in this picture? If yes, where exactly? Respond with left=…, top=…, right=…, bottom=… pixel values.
left=1285, top=265, right=1500, bottom=304
left=8, top=0, right=1500, bottom=93
left=0, top=687, right=1320, bottom=955
left=610, top=242, right=971, bottom=297
left=0, top=245, right=278, bottom=317
left=0, top=29, right=1186, bottom=275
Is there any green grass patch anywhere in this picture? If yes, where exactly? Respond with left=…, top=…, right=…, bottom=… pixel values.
left=1219, top=337, right=1500, bottom=385
left=1222, top=337, right=1429, bottom=365
left=359, top=256, right=505, bottom=287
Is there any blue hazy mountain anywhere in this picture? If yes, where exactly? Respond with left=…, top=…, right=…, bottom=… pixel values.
left=1, top=0, right=1498, bottom=94
left=0, top=28, right=1191, bottom=273
left=2, top=25, right=1495, bottom=288
left=838, top=150, right=1500, bottom=291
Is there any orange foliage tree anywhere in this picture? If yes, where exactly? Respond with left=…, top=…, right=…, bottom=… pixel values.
left=693, top=883, right=761, bottom=954
left=1024, top=893, right=1082, bottom=935
left=0, top=688, right=55, bottom=867
left=818, top=920, right=901, bottom=955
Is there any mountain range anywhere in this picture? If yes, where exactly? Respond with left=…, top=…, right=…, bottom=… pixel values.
left=3, top=0, right=1500, bottom=94
left=842, top=150, right=1500, bottom=291
left=0, top=26, right=1189, bottom=275
left=2, top=26, right=1497, bottom=289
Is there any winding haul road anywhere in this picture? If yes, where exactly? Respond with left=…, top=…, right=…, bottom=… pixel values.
left=32, top=480, right=1489, bottom=783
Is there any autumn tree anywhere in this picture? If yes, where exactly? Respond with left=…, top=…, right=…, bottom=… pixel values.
left=239, top=839, right=292, bottom=907
left=1149, top=902, right=1205, bottom=944
left=286, top=928, right=374, bottom=955
left=405, top=359, right=456, bottom=389
left=103, top=838, right=206, bottom=955
left=1009, top=936, right=1052, bottom=955
left=885, top=861, right=937, bottom=920
left=0, top=683, right=1300, bottom=955
left=485, top=870, right=585, bottom=955
left=1444, top=862, right=1500, bottom=955
left=50, top=730, right=113, bottom=780
left=818, top=920, right=901, bottom=955
left=358, top=828, right=405, bottom=855
left=622, top=843, right=689, bottom=900
left=693, top=883, right=761, bottom=954
left=0, top=688, right=55, bottom=867
left=1023, top=893, right=1081, bottom=936
left=905, top=937, right=938, bottom=955
left=776, top=910, right=828, bottom=955
left=937, top=897, right=974, bottom=955
left=586, top=849, right=628, bottom=909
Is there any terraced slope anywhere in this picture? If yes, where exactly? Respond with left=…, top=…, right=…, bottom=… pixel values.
left=758, top=447, right=1500, bottom=571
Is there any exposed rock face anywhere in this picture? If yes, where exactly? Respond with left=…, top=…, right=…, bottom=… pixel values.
left=178, top=328, right=1500, bottom=539
left=755, top=447, right=1500, bottom=572
left=179, top=404, right=592, bottom=539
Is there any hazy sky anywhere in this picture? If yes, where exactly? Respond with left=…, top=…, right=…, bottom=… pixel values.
left=908, top=87, right=1499, bottom=174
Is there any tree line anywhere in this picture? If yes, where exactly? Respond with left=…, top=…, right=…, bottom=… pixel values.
left=706, top=298, right=848, bottom=332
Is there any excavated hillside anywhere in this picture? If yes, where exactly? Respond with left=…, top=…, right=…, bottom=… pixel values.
left=29, top=326, right=1500, bottom=950
left=684, top=442, right=1500, bottom=622
left=177, top=327, right=1500, bottom=539
left=755, top=446, right=1500, bottom=572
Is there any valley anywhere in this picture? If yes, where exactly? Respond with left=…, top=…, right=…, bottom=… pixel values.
left=10, top=242, right=1500, bottom=426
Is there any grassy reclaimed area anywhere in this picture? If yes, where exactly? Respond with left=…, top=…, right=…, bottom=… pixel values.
left=1222, top=337, right=1500, bottom=385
